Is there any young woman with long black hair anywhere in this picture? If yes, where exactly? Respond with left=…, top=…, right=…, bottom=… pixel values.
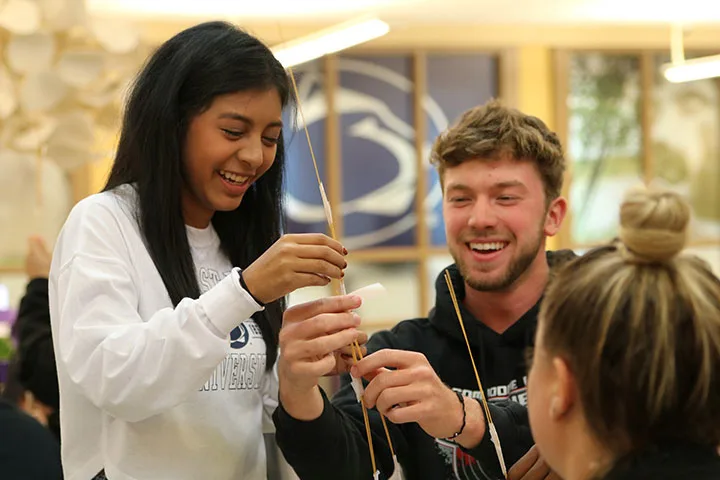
left=48, top=21, right=355, bottom=480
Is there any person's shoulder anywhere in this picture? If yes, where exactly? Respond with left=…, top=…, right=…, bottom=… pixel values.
left=61, top=185, right=139, bottom=242
left=391, top=317, right=433, bottom=334
left=0, top=398, right=55, bottom=442
left=0, top=399, right=63, bottom=479
left=69, top=184, right=136, bottom=220
left=0, top=397, right=30, bottom=424
left=53, top=184, right=139, bottom=268
left=366, top=317, right=433, bottom=350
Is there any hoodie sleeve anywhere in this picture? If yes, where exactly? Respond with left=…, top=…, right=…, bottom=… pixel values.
left=273, top=329, right=407, bottom=480
left=49, top=198, right=263, bottom=423
left=273, top=321, right=534, bottom=479
left=461, top=399, right=534, bottom=477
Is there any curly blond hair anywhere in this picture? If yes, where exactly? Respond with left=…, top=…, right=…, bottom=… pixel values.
left=430, top=99, right=566, bottom=201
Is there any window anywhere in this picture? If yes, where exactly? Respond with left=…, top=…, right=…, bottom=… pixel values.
left=284, top=51, right=500, bottom=330
left=556, top=50, right=720, bottom=261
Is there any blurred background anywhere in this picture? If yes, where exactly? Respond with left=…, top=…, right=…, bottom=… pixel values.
left=1, top=1, right=719, bottom=477
left=1, top=0, right=720, bottom=386
left=1, top=0, right=720, bottom=368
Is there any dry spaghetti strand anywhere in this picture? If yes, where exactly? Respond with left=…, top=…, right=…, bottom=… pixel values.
left=287, top=67, right=323, bottom=188
left=443, top=270, right=507, bottom=477
left=350, top=340, right=378, bottom=474
left=352, top=341, right=396, bottom=458
left=286, top=64, right=396, bottom=476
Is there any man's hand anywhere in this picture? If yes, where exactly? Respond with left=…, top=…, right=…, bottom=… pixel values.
left=26, top=236, right=51, bottom=279
left=351, top=349, right=485, bottom=446
left=278, top=295, right=367, bottom=420
left=508, top=445, right=562, bottom=480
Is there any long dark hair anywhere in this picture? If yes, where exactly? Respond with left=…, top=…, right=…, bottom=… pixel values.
left=104, top=21, right=291, bottom=369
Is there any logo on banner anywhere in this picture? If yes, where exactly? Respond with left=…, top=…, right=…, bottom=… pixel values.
left=284, top=58, right=449, bottom=249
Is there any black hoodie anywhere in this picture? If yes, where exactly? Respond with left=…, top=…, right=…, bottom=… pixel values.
left=273, top=250, right=577, bottom=480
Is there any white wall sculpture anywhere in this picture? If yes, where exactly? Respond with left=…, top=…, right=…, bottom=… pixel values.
left=0, top=0, right=150, bottom=269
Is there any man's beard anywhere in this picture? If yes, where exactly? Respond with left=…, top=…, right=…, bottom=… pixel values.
left=451, top=222, right=545, bottom=292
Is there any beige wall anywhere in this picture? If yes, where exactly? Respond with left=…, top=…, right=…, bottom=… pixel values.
left=513, top=46, right=559, bottom=249
left=135, top=21, right=720, bottom=50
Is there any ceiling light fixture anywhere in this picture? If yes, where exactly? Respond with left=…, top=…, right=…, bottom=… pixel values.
left=661, top=24, right=720, bottom=83
left=271, top=17, right=390, bottom=68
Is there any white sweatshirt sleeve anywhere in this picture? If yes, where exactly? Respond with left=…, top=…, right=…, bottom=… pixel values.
left=50, top=198, right=263, bottom=423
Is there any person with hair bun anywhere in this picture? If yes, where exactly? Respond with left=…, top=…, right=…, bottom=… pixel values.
left=527, top=186, right=720, bottom=479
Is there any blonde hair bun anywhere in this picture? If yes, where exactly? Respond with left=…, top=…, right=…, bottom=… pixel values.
left=618, top=187, right=690, bottom=262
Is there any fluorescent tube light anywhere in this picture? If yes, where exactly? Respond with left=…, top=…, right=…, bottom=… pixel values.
left=662, top=54, right=720, bottom=83
left=272, top=18, right=389, bottom=68
left=661, top=24, right=720, bottom=83
left=86, top=0, right=404, bottom=19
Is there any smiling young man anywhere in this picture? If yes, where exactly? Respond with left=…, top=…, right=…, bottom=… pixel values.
left=272, top=100, right=574, bottom=480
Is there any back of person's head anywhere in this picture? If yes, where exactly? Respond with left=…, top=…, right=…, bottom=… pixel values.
left=17, top=330, right=60, bottom=440
left=17, top=327, right=58, bottom=408
left=538, top=187, right=720, bottom=459
left=104, top=21, right=291, bottom=369
left=430, top=99, right=566, bottom=203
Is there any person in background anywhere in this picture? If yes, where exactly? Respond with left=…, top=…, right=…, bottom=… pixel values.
left=528, top=187, right=720, bottom=479
left=13, top=237, right=53, bottom=348
left=15, top=236, right=60, bottom=438
left=1, top=236, right=60, bottom=439
left=49, top=21, right=357, bottom=480
left=0, top=396, right=63, bottom=480
left=0, top=236, right=63, bottom=479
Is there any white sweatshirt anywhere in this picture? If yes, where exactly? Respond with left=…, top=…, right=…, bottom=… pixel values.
left=48, top=185, right=277, bottom=480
